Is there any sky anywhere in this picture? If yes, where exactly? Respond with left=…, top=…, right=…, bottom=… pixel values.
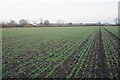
left=0, top=0, right=119, bottom=23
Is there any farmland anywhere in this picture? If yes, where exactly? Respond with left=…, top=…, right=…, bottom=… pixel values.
left=2, top=26, right=119, bottom=78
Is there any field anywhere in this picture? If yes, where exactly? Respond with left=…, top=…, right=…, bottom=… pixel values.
left=2, top=26, right=119, bottom=78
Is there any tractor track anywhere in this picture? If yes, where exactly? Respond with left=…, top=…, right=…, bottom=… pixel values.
left=98, top=27, right=108, bottom=78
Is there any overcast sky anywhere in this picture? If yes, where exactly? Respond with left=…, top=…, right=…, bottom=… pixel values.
left=0, top=0, right=119, bottom=23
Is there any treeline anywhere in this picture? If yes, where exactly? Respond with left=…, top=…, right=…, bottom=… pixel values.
left=1, top=19, right=118, bottom=28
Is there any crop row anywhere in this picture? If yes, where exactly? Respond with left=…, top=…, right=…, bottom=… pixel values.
left=45, top=28, right=98, bottom=78
left=3, top=27, right=119, bottom=78
left=102, top=27, right=119, bottom=78
left=2, top=28, right=98, bottom=78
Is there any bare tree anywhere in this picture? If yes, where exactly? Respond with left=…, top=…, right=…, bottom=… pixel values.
left=9, top=20, right=16, bottom=25
left=19, top=19, right=28, bottom=27
left=44, top=20, right=50, bottom=27
left=39, top=18, right=44, bottom=27
left=39, top=22, right=44, bottom=27
left=114, top=17, right=120, bottom=25
left=0, top=22, right=4, bottom=28
left=7, top=20, right=17, bottom=27
left=39, top=18, right=43, bottom=23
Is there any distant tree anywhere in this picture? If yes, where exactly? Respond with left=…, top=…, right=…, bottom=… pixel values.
left=114, top=17, right=119, bottom=25
left=7, top=20, right=17, bottom=27
left=19, top=19, right=28, bottom=27
left=39, top=18, right=43, bottom=23
left=38, top=18, right=44, bottom=27
left=39, top=22, right=44, bottom=27
left=1, top=22, right=5, bottom=28
left=68, top=23, right=73, bottom=26
left=44, top=20, right=50, bottom=27
left=97, top=21, right=101, bottom=26
left=9, top=20, right=16, bottom=25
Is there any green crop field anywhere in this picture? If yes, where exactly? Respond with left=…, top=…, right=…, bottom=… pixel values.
left=2, top=26, right=119, bottom=78
left=104, top=26, right=119, bottom=38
